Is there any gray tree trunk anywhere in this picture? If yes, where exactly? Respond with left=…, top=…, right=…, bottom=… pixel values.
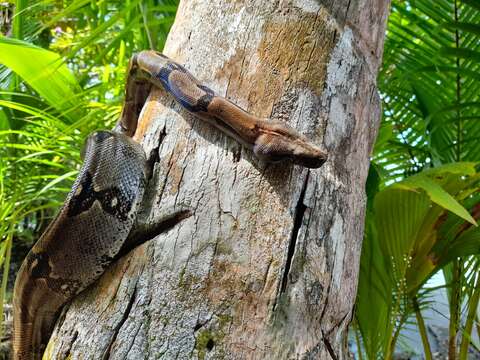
left=46, top=1, right=390, bottom=358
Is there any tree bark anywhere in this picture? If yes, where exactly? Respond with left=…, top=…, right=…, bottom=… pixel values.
left=46, top=0, right=390, bottom=358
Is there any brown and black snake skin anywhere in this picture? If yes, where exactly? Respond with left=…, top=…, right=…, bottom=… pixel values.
left=12, top=51, right=328, bottom=359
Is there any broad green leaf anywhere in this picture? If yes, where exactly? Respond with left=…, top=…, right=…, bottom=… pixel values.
left=397, top=175, right=477, bottom=225
left=420, top=162, right=478, bottom=177
left=375, top=188, right=432, bottom=275
left=0, top=37, right=81, bottom=121
left=356, top=210, right=394, bottom=358
left=360, top=163, right=480, bottom=356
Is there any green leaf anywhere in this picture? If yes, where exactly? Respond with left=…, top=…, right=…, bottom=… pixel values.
left=375, top=188, right=432, bottom=274
left=421, top=162, right=478, bottom=177
left=13, top=0, right=28, bottom=40
left=373, top=123, right=394, bottom=153
left=397, top=175, right=477, bottom=225
left=440, top=47, right=480, bottom=62
left=461, top=0, right=480, bottom=12
left=443, top=21, right=480, bottom=36
left=412, top=82, right=436, bottom=121
left=0, top=37, right=81, bottom=121
left=440, top=226, right=480, bottom=263
left=366, top=163, right=382, bottom=209
left=356, top=211, right=394, bottom=358
left=0, top=109, right=9, bottom=130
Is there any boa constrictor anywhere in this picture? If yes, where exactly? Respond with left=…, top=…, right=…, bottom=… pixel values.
left=12, top=50, right=328, bottom=359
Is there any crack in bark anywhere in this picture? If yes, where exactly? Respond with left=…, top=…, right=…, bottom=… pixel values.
left=124, top=320, right=143, bottom=358
left=345, top=0, right=352, bottom=22
left=322, top=332, right=338, bottom=360
left=280, top=171, right=310, bottom=294
left=63, top=330, right=78, bottom=359
left=261, top=257, right=273, bottom=294
left=54, top=305, right=69, bottom=334
left=102, top=283, right=138, bottom=360
left=156, top=159, right=174, bottom=205
left=193, top=314, right=212, bottom=333
left=145, top=126, right=166, bottom=180
left=173, top=148, right=191, bottom=206
left=232, top=146, right=242, bottom=162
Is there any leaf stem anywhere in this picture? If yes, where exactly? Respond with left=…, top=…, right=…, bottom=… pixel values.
left=413, top=296, right=433, bottom=360
left=459, top=272, right=480, bottom=359
left=454, top=0, right=462, bottom=161
left=449, top=1, right=463, bottom=357
left=449, top=260, right=462, bottom=360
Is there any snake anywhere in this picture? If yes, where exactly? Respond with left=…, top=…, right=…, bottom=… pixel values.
left=12, top=50, right=328, bottom=359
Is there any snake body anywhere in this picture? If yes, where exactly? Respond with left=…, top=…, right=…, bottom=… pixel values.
left=12, top=51, right=327, bottom=359
left=120, top=51, right=328, bottom=168
left=13, top=131, right=148, bottom=359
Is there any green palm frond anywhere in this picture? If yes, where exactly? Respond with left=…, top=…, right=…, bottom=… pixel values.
left=374, top=0, right=480, bottom=183
left=357, top=164, right=480, bottom=358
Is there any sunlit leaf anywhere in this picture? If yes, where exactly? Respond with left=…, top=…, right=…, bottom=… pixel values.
left=0, top=37, right=81, bottom=121
left=397, top=175, right=477, bottom=225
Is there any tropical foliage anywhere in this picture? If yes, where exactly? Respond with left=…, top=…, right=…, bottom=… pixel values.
left=355, top=0, right=480, bottom=359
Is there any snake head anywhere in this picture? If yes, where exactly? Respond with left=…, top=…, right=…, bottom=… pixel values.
left=253, top=121, right=328, bottom=168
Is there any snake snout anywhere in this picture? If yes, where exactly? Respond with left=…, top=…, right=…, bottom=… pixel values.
left=293, top=151, right=328, bottom=168
left=253, top=134, right=328, bottom=168
left=290, top=138, right=328, bottom=168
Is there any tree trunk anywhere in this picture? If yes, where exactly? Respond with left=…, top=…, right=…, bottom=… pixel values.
left=46, top=1, right=390, bottom=358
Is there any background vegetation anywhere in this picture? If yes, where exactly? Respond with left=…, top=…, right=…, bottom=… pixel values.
left=356, top=0, right=480, bottom=359
left=0, top=0, right=479, bottom=359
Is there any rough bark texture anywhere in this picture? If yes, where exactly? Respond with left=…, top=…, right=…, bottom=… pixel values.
left=46, top=0, right=390, bottom=358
